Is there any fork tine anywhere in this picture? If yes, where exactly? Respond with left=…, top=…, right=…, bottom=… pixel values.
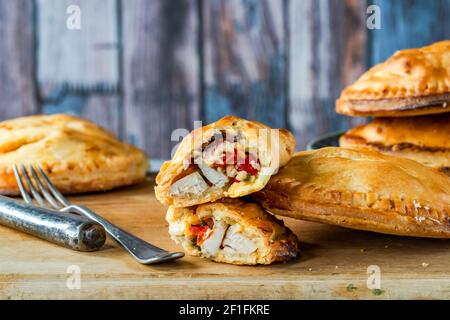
left=13, top=165, right=33, bottom=204
left=36, top=165, right=70, bottom=207
left=28, top=164, right=62, bottom=209
left=19, top=164, right=47, bottom=207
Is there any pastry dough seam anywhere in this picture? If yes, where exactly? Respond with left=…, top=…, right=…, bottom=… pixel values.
left=268, top=187, right=448, bottom=223
left=342, top=136, right=450, bottom=153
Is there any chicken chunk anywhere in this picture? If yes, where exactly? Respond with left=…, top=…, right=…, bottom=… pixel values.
left=169, top=172, right=208, bottom=196
left=201, top=220, right=228, bottom=257
left=196, top=159, right=229, bottom=187
left=222, top=224, right=257, bottom=254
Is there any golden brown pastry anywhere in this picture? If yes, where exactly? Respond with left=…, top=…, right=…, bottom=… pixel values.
left=336, top=40, right=450, bottom=117
left=340, top=114, right=450, bottom=175
left=155, top=116, right=296, bottom=208
left=166, top=199, right=299, bottom=265
left=253, top=147, right=450, bottom=238
left=0, top=114, right=148, bottom=195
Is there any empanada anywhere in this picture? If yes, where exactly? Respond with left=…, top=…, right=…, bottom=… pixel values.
left=166, top=199, right=299, bottom=265
left=253, top=147, right=450, bottom=238
left=155, top=116, right=296, bottom=207
left=0, top=114, right=148, bottom=195
left=336, top=40, right=450, bottom=117
left=340, top=114, right=450, bottom=175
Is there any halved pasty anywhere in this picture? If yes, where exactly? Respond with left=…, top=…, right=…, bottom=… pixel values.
left=339, top=114, right=450, bottom=175
left=253, top=147, right=450, bottom=238
left=166, top=199, right=299, bottom=265
left=155, top=116, right=296, bottom=207
left=0, top=114, right=148, bottom=195
left=336, top=40, right=450, bottom=117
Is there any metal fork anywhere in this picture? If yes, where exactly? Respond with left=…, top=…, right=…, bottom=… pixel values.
left=13, top=164, right=184, bottom=264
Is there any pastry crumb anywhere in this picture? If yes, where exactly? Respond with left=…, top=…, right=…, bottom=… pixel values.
left=422, top=262, right=429, bottom=267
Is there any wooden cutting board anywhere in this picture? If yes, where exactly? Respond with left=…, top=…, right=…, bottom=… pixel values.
left=0, top=175, right=449, bottom=300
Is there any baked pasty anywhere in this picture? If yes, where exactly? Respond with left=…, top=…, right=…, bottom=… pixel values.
left=336, top=41, right=450, bottom=117
left=155, top=116, right=296, bottom=208
left=253, top=147, right=450, bottom=238
left=0, top=114, right=148, bottom=195
left=166, top=199, right=299, bottom=265
left=339, top=114, right=450, bottom=175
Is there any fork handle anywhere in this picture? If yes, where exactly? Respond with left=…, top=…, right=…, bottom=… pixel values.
left=62, top=205, right=182, bottom=264
left=0, top=196, right=106, bottom=251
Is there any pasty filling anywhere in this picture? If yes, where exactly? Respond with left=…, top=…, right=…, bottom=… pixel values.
left=187, top=217, right=257, bottom=257
left=169, top=130, right=261, bottom=197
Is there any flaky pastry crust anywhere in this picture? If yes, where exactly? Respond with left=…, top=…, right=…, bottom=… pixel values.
left=253, top=147, right=450, bottom=238
left=0, top=114, right=148, bottom=195
left=339, top=114, right=450, bottom=174
left=337, top=41, right=450, bottom=117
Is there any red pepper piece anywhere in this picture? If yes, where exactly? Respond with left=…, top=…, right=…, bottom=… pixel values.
left=189, top=225, right=208, bottom=236
left=189, top=225, right=210, bottom=244
left=236, top=153, right=259, bottom=176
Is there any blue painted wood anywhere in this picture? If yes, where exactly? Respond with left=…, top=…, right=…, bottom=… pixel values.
left=122, top=0, right=201, bottom=159
left=36, top=0, right=121, bottom=135
left=289, top=0, right=368, bottom=149
left=0, top=0, right=37, bottom=119
left=41, top=93, right=120, bottom=134
left=370, top=0, right=450, bottom=65
left=3, top=0, right=450, bottom=158
left=36, top=0, right=119, bottom=87
left=203, top=0, right=287, bottom=128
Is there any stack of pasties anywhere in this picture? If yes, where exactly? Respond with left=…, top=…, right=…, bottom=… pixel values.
left=251, top=41, right=450, bottom=239
left=155, top=116, right=300, bottom=265
left=337, top=40, right=450, bottom=175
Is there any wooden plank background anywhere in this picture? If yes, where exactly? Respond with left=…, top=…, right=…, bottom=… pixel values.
left=0, top=0, right=37, bottom=118
left=36, top=0, right=121, bottom=135
left=203, top=0, right=287, bottom=128
left=123, top=0, right=200, bottom=157
left=289, top=0, right=368, bottom=148
left=0, top=0, right=449, bottom=158
left=370, top=0, right=450, bottom=65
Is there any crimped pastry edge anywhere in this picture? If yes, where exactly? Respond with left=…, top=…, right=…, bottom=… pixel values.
left=254, top=189, right=450, bottom=239
left=336, top=93, right=450, bottom=117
